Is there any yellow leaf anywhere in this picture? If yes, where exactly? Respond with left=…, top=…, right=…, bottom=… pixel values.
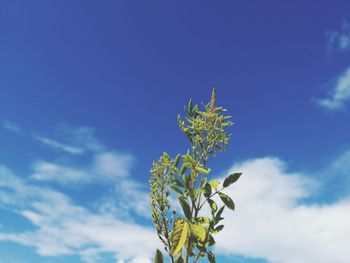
left=170, top=218, right=189, bottom=256
left=190, top=223, right=206, bottom=241
left=195, top=166, right=211, bottom=174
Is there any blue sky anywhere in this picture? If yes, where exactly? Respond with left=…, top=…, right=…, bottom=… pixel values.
left=1, top=1, right=350, bottom=262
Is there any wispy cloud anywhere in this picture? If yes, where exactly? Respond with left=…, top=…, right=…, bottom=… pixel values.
left=1, top=119, right=22, bottom=134
left=315, top=67, right=350, bottom=110
left=214, top=157, right=350, bottom=263
left=31, top=151, right=134, bottom=184
left=327, top=20, right=350, bottom=52
left=34, top=135, right=85, bottom=154
left=34, top=125, right=104, bottom=154
left=314, top=20, right=350, bottom=111
left=0, top=166, right=157, bottom=263
left=56, top=125, right=104, bottom=152
left=318, top=149, right=350, bottom=199
left=30, top=124, right=134, bottom=184
left=330, top=148, right=350, bottom=174
left=1, top=120, right=104, bottom=155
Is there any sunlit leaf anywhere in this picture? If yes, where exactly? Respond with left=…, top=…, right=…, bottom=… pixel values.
left=195, top=166, right=211, bottom=174
left=170, top=218, right=190, bottom=256
left=190, top=223, right=206, bottom=241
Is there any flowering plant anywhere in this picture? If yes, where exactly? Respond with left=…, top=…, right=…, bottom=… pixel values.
left=150, top=89, right=242, bottom=263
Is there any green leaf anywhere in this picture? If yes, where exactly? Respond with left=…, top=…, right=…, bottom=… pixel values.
left=207, top=199, right=217, bottom=213
left=190, top=223, right=206, bottom=241
left=154, top=249, right=164, bottom=263
left=173, top=178, right=184, bottom=188
left=223, top=173, right=242, bottom=188
left=214, top=225, right=224, bottom=233
left=170, top=218, right=190, bottom=256
left=184, top=104, right=190, bottom=116
left=200, top=177, right=207, bottom=188
left=179, top=197, right=192, bottom=220
left=207, top=252, right=216, bottom=263
left=174, top=154, right=181, bottom=167
left=188, top=99, right=193, bottom=113
left=182, top=174, right=189, bottom=188
left=195, top=166, right=211, bottom=174
left=207, top=235, right=215, bottom=246
left=204, top=183, right=212, bottom=198
left=180, top=164, right=188, bottom=175
left=218, top=192, right=235, bottom=210
left=215, top=206, right=225, bottom=222
left=170, top=185, right=183, bottom=196
left=185, top=131, right=194, bottom=143
left=177, top=114, right=183, bottom=127
left=209, top=180, right=220, bottom=190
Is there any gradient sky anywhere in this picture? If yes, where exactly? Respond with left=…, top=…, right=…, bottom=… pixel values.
left=1, top=1, right=350, bottom=263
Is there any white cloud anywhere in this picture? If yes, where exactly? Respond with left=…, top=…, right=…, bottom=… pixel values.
left=29, top=125, right=147, bottom=221
left=31, top=151, right=134, bottom=184
left=214, top=157, right=350, bottom=263
left=327, top=20, right=350, bottom=52
left=31, top=124, right=134, bottom=184
left=34, top=135, right=84, bottom=154
left=0, top=166, right=157, bottom=263
left=94, top=152, right=134, bottom=178
left=99, top=180, right=151, bottom=219
left=315, top=67, right=350, bottom=110
left=29, top=152, right=148, bottom=221
left=31, top=161, right=87, bottom=183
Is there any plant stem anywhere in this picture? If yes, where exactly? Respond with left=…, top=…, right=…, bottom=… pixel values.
left=198, top=189, right=221, bottom=210
left=194, top=194, right=201, bottom=218
left=163, top=218, right=175, bottom=263
left=185, top=243, right=190, bottom=263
